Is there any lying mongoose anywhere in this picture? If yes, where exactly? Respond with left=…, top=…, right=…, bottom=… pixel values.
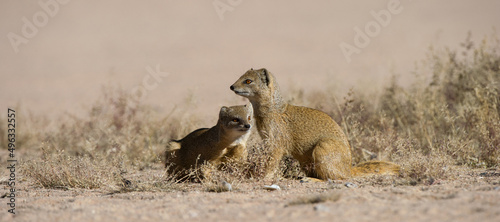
left=165, top=104, right=253, bottom=178
left=230, top=68, right=399, bottom=180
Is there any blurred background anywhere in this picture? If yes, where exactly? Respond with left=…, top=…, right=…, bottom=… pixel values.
left=1, top=0, right=499, bottom=120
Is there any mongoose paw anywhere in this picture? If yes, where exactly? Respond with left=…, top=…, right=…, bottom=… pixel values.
left=299, top=177, right=325, bottom=183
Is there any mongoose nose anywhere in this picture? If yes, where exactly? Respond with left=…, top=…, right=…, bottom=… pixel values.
left=244, top=124, right=251, bottom=129
left=230, top=85, right=234, bottom=91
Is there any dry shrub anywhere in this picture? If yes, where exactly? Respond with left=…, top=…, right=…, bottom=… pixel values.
left=39, top=86, right=204, bottom=168
left=199, top=135, right=272, bottom=190
left=196, top=132, right=304, bottom=188
left=390, top=139, right=457, bottom=182
left=382, top=33, right=500, bottom=169
left=18, top=85, right=205, bottom=189
left=22, top=145, right=124, bottom=189
left=293, top=33, right=500, bottom=183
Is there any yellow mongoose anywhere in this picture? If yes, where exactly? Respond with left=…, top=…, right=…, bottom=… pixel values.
left=230, top=68, right=399, bottom=180
left=165, top=104, right=253, bottom=178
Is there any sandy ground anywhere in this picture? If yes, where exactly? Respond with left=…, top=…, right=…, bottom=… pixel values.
left=1, top=1, right=500, bottom=222
left=1, top=167, right=499, bottom=222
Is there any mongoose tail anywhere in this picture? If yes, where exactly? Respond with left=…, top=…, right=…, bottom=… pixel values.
left=350, top=161, right=400, bottom=177
left=165, top=140, right=181, bottom=152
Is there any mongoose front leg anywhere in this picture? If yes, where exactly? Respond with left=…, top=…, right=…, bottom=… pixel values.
left=223, top=144, right=248, bottom=163
left=263, top=144, right=286, bottom=180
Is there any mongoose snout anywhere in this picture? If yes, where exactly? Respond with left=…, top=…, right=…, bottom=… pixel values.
left=230, top=85, right=248, bottom=96
left=243, top=124, right=251, bottom=130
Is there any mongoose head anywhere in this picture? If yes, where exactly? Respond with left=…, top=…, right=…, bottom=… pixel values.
left=218, top=104, right=253, bottom=136
left=230, top=68, right=280, bottom=103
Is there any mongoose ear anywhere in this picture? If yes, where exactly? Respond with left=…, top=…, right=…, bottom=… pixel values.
left=245, top=103, right=253, bottom=111
left=260, top=68, right=271, bottom=87
left=219, top=106, right=228, bottom=115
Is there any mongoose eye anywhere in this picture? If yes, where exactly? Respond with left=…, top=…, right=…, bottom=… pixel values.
left=232, top=118, right=239, bottom=122
left=248, top=116, right=251, bottom=121
left=245, top=79, right=253, bottom=84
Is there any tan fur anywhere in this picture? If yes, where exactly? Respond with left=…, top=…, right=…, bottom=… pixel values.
left=351, top=160, right=400, bottom=177
left=230, top=68, right=400, bottom=180
left=165, top=104, right=253, bottom=178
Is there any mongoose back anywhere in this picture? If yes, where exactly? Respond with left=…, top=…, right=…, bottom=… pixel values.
left=230, top=68, right=399, bottom=180
left=165, top=104, right=253, bottom=177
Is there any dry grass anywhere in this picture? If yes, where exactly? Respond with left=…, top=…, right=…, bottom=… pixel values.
left=15, top=86, right=204, bottom=191
left=22, top=146, right=124, bottom=189
left=5, top=33, right=499, bottom=190
left=286, top=33, right=499, bottom=183
left=329, top=32, right=500, bottom=181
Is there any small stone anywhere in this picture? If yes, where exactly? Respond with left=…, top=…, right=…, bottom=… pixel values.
left=345, top=182, right=358, bottom=188
left=314, top=204, right=330, bottom=212
left=263, top=184, right=281, bottom=191
left=221, top=181, right=232, bottom=192
left=327, top=179, right=343, bottom=189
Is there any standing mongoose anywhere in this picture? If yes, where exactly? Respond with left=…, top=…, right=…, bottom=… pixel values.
left=230, top=68, right=399, bottom=180
left=165, top=104, right=253, bottom=178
